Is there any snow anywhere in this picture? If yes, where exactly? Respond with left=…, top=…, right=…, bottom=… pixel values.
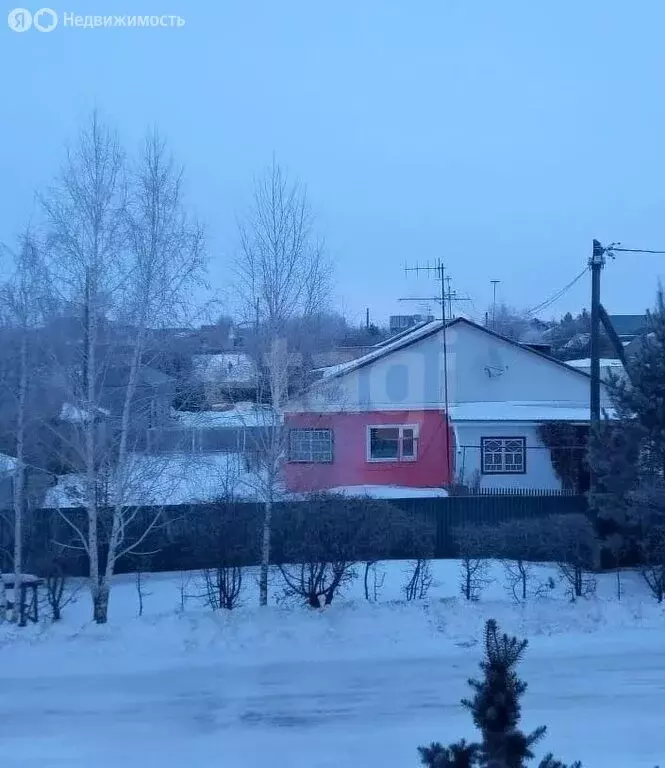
left=0, top=561, right=663, bottom=766
left=59, top=402, right=110, bottom=422
left=565, top=357, right=624, bottom=369
left=448, top=400, right=616, bottom=422
left=329, top=484, right=449, bottom=498
left=0, top=452, right=17, bottom=474
left=173, top=405, right=280, bottom=428
left=44, top=452, right=266, bottom=508
left=192, top=352, right=257, bottom=384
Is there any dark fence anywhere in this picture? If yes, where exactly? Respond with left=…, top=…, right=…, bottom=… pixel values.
left=0, top=493, right=590, bottom=577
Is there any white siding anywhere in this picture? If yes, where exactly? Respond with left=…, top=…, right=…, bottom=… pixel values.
left=290, top=320, right=610, bottom=413
left=454, top=423, right=562, bottom=491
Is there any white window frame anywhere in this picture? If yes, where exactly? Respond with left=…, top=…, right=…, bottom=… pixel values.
left=288, top=428, right=333, bottom=463
left=366, top=424, right=419, bottom=463
left=480, top=436, right=526, bottom=475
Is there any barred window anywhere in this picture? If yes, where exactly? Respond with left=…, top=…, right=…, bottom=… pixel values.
left=289, top=428, right=333, bottom=463
left=481, top=437, right=526, bottom=474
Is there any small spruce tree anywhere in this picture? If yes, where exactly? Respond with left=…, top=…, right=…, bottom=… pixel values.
left=418, top=620, right=581, bottom=768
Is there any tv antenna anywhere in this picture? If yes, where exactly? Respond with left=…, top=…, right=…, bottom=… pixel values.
left=399, top=260, right=470, bottom=488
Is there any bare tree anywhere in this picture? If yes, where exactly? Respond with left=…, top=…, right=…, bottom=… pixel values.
left=36, top=545, right=83, bottom=622
left=0, top=232, right=53, bottom=623
left=235, top=158, right=331, bottom=606
left=42, top=114, right=206, bottom=623
left=402, top=559, right=433, bottom=601
left=542, top=514, right=597, bottom=601
left=41, top=111, right=126, bottom=623
left=452, top=525, right=493, bottom=601
left=492, top=519, right=555, bottom=602
left=363, top=561, right=386, bottom=602
left=193, top=455, right=253, bottom=611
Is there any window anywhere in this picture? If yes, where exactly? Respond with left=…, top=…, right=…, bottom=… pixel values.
left=481, top=437, right=526, bottom=474
left=289, top=428, right=333, bottom=463
left=367, top=425, right=418, bottom=462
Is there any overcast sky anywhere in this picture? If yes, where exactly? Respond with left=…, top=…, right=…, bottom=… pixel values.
left=2, top=0, right=665, bottom=327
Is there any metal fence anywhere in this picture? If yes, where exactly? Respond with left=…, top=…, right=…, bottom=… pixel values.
left=1, top=492, right=590, bottom=577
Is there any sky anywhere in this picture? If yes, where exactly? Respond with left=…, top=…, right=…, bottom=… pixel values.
left=2, top=0, right=665, bottom=328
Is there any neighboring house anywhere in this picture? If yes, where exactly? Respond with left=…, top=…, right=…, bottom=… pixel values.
left=0, top=453, right=17, bottom=511
left=607, top=314, right=648, bottom=343
left=193, top=352, right=258, bottom=404
left=147, top=405, right=278, bottom=455
left=389, top=314, right=434, bottom=335
left=283, top=317, right=611, bottom=493
left=564, top=357, right=627, bottom=382
left=98, top=365, right=176, bottom=435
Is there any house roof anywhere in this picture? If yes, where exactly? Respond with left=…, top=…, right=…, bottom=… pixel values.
left=316, top=317, right=593, bottom=383
left=99, top=365, right=175, bottom=389
left=192, top=353, right=257, bottom=384
left=607, top=314, right=647, bottom=337
left=564, top=358, right=624, bottom=369
left=0, top=453, right=18, bottom=474
left=449, top=401, right=614, bottom=422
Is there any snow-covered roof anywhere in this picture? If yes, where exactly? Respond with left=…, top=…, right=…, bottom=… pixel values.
left=44, top=452, right=271, bottom=509
left=0, top=453, right=17, bottom=474
left=565, top=358, right=624, bottom=369
left=318, top=320, right=444, bottom=380
left=192, top=353, right=257, bottom=384
left=59, top=403, right=110, bottom=423
left=448, top=401, right=615, bottom=422
left=314, top=317, right=591, bottom=384
left=562, top=333, right=590, bottom=350
left=328, top=485, right=449, bottom=499
left=172, top=405, right=280, bottom=429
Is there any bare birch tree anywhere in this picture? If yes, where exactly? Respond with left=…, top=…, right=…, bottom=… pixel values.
left=42, top=111, right=127, bottom=623
left=0, top=232, right=53, bottom=623
left=43, top=114, right=205, bottom=623
left=235, top=158, right=330, bottom=606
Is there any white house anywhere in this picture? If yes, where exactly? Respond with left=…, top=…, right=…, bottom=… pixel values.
left=284, top=317, right=611, bottom=493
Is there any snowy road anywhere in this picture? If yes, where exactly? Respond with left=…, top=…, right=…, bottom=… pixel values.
left=0, top=642, right=663, bottom=767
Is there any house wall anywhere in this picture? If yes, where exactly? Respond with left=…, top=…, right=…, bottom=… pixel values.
left=283, top=410, right=453, bottom=492
left=293, top=321, right=609, bottom=414
left=454, top=422, right=561, bottom=491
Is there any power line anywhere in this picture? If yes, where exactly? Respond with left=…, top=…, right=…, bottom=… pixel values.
left=525, top=267, right=589, bottom=316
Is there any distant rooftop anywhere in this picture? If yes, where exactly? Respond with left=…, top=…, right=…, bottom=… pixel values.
left=607, top=314, right=648, bottom=339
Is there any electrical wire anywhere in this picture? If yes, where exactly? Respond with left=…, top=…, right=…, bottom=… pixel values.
left=525, top=267, right=589, bottom=317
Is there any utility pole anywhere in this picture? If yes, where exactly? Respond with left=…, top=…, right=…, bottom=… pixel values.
left=587, top=239, right=665, bottom=493
left=589, top=240, right=605, bottom=435
left=401, top=261, right=471, bottom=489
left=445, top=276, right=453, bottom=319
left=490, top=280, right=500, bottom=330
left=366, top=307, right=370, bottom=330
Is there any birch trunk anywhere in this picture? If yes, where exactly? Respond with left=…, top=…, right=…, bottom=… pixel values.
left=259, top=496, right=273, bottom=606
left=0, top=577, right=6, bottom=623
left=100, top=330, right=145, bottom=623
left=85, top=275, right=103, bottom=623
left=11, top=332, right=27, bottom=624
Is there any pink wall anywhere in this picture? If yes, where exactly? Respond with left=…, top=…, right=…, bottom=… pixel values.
left=283, top=410, right=453, bottom=492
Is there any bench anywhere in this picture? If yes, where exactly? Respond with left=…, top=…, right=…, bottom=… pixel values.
left=2, top=575, right=44, bottom=626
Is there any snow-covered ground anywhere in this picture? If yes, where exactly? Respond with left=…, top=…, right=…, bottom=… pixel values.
left=0, top=561, right=663, bottom=767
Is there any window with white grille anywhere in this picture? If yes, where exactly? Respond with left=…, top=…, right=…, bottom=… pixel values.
left=481, top=437, right=526, bottom=474
left=288, top=428, right=333, bottom=463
